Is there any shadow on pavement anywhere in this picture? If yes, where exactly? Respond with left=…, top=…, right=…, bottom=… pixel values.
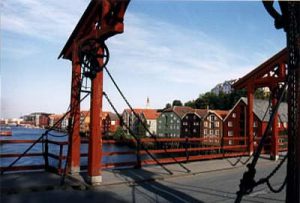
left=116, top=167, right=204, bottom=203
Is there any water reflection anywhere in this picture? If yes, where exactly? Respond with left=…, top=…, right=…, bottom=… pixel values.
left=0, top=126, right=136, bottom=168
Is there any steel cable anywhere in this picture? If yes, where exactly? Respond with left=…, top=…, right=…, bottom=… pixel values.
left=0, top=92, right=90, bottom=175
left=103, top=91, right=173, bottom=175
left=235, top=82, right=288, bottom=203
left=103, top=65, right=191, bottom=173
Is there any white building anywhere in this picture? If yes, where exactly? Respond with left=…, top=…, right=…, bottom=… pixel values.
left=211, top=79, right=236, bottom=95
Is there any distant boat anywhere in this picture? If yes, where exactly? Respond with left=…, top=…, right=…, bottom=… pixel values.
left=0, top=126, right=12, bottom=136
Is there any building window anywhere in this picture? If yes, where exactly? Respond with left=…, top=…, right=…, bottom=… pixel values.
left=211, top=115, right=215, bottom=121
left=183, top=122, right=188, bottom=126
left=228, top=131, right=233, bottom=136
left=194, top=122, right=199, bottom=126
left=209, top=130, right=213, bottom=135
left=204, top=121, right=208, bottom=127
left=204, top=129, right=207, bottom=135
left=159, top=120, right=162, bottom=123
left=177, top=120, right=180, bottom=124
left=232, top=113, right=236, bottom=118
left=215, top=130, right=219, bottom=135
left=283, top=122, right=287, bottom=128
left=193, top=129, right=197, bottom=133
left=228, top=121, right=233, bottom=127
left=193, top=115, right=197, bottom=120
left=253, top=121, right=258, bottom=128
left=177, top=126, right=180, bottom=130
left=215, top=121, right=219, bottom=127
left=185, top=128, right=188, bottom=132
left=171, top=114, right=173, bottom=117
left=278, top=122, right=281, bottom=127
left=229, top=140, right=233, bottom=145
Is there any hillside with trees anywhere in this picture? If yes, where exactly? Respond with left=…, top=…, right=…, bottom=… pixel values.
left=165, top=88, right=270, bottom=110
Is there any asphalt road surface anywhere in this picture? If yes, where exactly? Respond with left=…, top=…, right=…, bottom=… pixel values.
left=1, top=159, right=287, bottom=203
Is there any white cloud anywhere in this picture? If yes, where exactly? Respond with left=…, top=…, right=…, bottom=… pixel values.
left=107, top=12, right=256, bottom=88
left=2, top=0, right=257, bottom=86
left=1, top=0, right=87, bottom=41
left=1, top=1, right=280, bottom=116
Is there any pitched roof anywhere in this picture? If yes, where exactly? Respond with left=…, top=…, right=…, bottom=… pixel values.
left=124, top=109, right=160, bottom=120
left=194, top=109, right=209, bottom=118
left=241, top=97, right=288, bottom=122
left=108, top=112, right=118, bottom=121
left=49, top=114, right=64, bottom=120
left=182, top=109, right=227, bottom=120
left=164, top=106, right=194, bottom=118
left=213, top=110, right=230, bottom=119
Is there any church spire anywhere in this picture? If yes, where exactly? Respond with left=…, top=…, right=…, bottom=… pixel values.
left=146, top=97, right=150, bottom=109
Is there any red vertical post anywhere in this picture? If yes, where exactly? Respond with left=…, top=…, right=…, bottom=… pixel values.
left=271, top=97, right=279, bottom=160
left=68, top=42, right=81, bottom=174
left=247, top=86, right=254, bottom=155
left=87, top=48, right=103, bottom=185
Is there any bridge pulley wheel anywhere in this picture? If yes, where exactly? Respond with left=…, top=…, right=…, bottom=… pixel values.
left=79, top=39, right=110, bottom=79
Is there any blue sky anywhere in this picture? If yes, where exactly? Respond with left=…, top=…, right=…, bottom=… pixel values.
left=1, top=0, right=285, bottom=119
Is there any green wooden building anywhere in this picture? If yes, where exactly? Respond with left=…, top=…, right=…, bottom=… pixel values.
left=157, top=106, right=193, bottom=137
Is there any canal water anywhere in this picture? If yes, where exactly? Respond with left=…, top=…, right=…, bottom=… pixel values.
left=0, top=126, right=136, bottom=169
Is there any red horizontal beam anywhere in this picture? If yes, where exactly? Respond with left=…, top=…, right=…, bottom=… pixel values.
left=103, top=140, right=118, bottom=144
left=103, top=151, right=136, bottom=156
left=0, top=153, right=43, bottom=158
left=0, top=140, right=43, bottom=144
left=279, top=148, right=288, bottom=151
left=141, top=152, right=248, bottom=165
left=47, top=140, right=68, bottom=145
left=222, top=137, right=247, bottom=141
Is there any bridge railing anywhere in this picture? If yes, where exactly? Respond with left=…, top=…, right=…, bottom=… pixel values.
left=0, top=139, right=45, bottom=172
left=0, top=135, right=287, bottom=174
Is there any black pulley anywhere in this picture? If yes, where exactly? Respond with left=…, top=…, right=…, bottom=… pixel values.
left=79, top=39, right=110, bottom=79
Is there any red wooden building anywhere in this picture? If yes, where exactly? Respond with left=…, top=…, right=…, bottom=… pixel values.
left=223, top=97, right=288, bottom=150
left=233, top=48, right=287, bottom=160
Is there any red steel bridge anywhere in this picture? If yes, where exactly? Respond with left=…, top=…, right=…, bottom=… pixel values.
left=0, top=0, right=299, bottom=202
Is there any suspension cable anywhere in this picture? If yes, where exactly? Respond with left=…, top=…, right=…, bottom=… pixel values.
left=223, top=97, right=272, bottom=167
left=103, top=91, right=174, bottom=175
left=235, top=82, right=287, bottom=202
left=0, top=110, right=70, bottom=175
left=103, top=65, right=191, bottom=173
left=60, top=105, right=91, bottom=185
left=0, top=92, right=90, bottom=175
left=255, top=153, right=287, bottom=193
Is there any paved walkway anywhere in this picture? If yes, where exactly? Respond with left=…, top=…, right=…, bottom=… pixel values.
left=1, top=156, right=253, bottom=191
left=1, top=155, right=287, bottom=202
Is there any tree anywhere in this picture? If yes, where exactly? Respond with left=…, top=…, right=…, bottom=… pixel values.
left=113, top=126, right=126, bottom=140
left=184, top=100, right=196, bottom=108
left=165, top=103, right=172, bottom=109
left=172, top=100, right=183, bottom=107
left=184, top=89, right=247, bottom=110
